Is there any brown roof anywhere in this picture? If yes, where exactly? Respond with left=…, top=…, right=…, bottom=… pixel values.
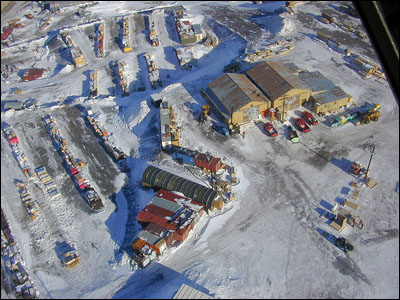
left=208, top=73, right=270, bottom=113
left=246, top=61, right=309, bottom=100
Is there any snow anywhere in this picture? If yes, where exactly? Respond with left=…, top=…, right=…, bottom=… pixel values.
left=1, top=1, right=399, bottom=299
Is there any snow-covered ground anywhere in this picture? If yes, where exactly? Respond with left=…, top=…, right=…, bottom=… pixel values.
left=1, top=1, right=399, bottom=299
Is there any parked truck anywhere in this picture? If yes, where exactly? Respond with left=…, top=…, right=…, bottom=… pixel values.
left=168, top=145, right=222, bottom=173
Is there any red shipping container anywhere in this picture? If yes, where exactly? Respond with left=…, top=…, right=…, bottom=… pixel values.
left=79, top=183, right=87, bottom=190
left=194, top=153, right=221, bottom=173
left=209, top=157, right=221, bottom=173
left=1, top=33, right=8, bottom=40
left=70, top=167, right=78, bottom=175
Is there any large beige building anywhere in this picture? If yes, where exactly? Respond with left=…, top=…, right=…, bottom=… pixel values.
left=246, top=61, right=311, bottom=112
left=202, top=73, right=271, bottom=125
left=202, top=61, right=351, bottom=125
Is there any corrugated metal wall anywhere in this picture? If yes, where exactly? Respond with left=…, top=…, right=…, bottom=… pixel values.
left=142, top=166, right=219, bottom=209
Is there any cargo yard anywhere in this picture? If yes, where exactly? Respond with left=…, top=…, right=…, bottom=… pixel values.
left=1, top=1, right=399, bottom=299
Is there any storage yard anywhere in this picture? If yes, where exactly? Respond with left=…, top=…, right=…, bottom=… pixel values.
left=1, top=1, right=399, bottom=299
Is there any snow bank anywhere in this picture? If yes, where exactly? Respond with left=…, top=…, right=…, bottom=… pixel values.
left=278, top=14, right=295, bottom=36
left=123, top=100, right=151, bottom=129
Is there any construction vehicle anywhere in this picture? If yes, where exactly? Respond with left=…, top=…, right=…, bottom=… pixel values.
left=351, top=103, right=381, bottom=125
left=62, top=249, right=81, bottom=269
left=335, top=237, right=354, bottom=253
left=83, top=186, right=104, bottom=212
left=228, top=122, right=240, bottom=135
left=199, top=105, right=209, bottom=123
left=360, top=110, right=380, bottom=124
left=56, top=239, right=81, bottom=269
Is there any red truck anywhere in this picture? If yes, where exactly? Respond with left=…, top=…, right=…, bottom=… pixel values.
left=295, top=118, right=311, bottom=133
left=302, top=111, right=318, bottom=126
left=263, top=122, right=278, bottom=137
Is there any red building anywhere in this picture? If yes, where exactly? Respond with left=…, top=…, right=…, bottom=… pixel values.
left=194, top=153, right=222, bottom=173
left=137, top=190, right=204, bottom=243
left=21, top=68, right=45, bottom=81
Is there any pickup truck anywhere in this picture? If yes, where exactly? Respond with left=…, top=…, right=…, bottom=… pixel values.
left=263, top=122, right=278, bottom=137
left=287, top=125, right=299, bottom=143
left=295, top=118, right=310, bottom=133
left=302, top=111, right=318, bottom=125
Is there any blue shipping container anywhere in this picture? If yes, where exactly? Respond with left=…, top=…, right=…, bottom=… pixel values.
left=172, top=146, right=197, bottom=165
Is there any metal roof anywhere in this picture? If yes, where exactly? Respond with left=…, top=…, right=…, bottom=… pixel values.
left=142, top=166, right=218, bottom=209
left=138, top=230, right=162, bottom=245
left=208, top=73, right=270, bottom=113
left=246, top=61, right=309, bottom=100
left=151, top=196, right=182, bottom=213
left=298, top=71, right=350, bottom=104
left=312, top=86, right=349, bottom=105
left=173, top=284, right=214, bottom=299
left=297, top=71, right=336, bottom=92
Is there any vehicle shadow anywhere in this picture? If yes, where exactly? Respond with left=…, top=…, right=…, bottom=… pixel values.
left=316, top=227, right=338, bottom=247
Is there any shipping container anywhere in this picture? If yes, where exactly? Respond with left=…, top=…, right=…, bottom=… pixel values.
left=194, top=153, right=221, bottom=173
left=171, top=146, right=197, bottom=165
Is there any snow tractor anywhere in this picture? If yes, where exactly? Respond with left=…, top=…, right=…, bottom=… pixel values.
left=349, top=162, right=365, bottom=175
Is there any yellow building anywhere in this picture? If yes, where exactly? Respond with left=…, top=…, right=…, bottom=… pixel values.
left=298, top=71, right=353, bottom=115
left=202, top=73, right=271, bottom=125
left=246, top=61, right=311, bottom=113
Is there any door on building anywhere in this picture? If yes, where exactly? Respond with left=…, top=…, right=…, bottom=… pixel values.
left=243, top=106, right=259, bottom=122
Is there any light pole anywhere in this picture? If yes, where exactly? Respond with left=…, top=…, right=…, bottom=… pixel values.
left=364, top=145, right=375, bottom=182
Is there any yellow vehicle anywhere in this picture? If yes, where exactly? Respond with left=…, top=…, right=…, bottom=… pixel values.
left=199, top=105, right=210, bottom=123
left=63, top=250, right=81, bottom=269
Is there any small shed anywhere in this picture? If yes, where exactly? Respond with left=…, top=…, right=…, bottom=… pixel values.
left=21, top=69, right=45, bottom=81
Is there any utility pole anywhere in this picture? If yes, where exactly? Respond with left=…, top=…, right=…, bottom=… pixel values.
left=364, top=145, right=375, bottom=182
left=281, top=93, right=286, bottom=123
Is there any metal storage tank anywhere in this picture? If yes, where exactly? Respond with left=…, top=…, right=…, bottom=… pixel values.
left=142, top=166, right=222, bottom=209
